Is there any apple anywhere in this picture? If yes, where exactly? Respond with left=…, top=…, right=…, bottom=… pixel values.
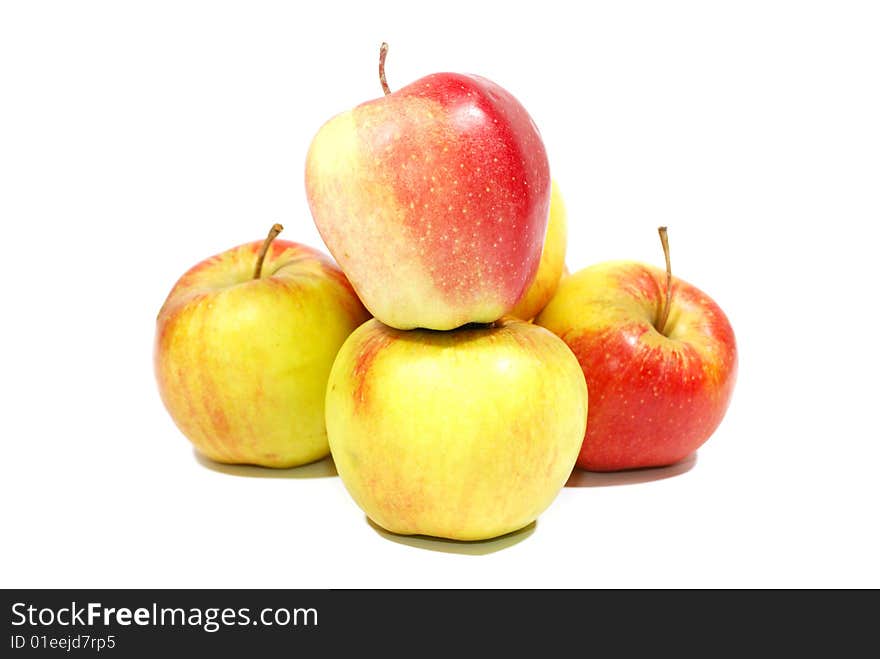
left=305, top=43, right=551, bottom=331
left=509, top=180, right=568, bottom=321
left=536, top=228, right=737, bottom=471
left=325, top=317, right=588, bottom=541
left=155, top=224, right=370, bottom=468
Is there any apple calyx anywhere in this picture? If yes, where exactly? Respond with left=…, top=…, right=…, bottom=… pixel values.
left=656, top=226, right=673, bottom=335
left=254, top=223, right=284, bottom=279
left=379, top=42, right=391, bottom=95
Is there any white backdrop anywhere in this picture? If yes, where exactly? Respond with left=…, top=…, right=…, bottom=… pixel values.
left=1, top=0, right=878, bottom=588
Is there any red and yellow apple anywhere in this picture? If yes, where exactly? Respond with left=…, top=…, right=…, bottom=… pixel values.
left=509, top=180, right=568, bottom=321
left=305, top=45, right=550, bottom=331
left=536, top=234, right=737, bottom=471
left=325, top=318, right=587, bottom=541
left=155, top=226, right=370, bottom=468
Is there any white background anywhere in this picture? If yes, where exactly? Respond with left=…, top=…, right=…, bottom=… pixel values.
left=2, top=0, right=878, bottom=588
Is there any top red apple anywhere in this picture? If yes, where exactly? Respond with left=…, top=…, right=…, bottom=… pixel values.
left=306, top=44, right=550, bottom=330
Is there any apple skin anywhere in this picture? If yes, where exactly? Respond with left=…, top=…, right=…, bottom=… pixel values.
left=325, top=317, right=587, bottom=541
left=536, top=261, right=737, bottom=471
left=155, top=239, right=370, bottom=468
left=509, top=180, right=568, bottom=321
left=306, top=72, right=550, bottom=331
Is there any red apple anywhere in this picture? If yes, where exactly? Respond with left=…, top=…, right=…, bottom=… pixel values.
left=536, top=229, right=737, bottom=471
left=305, top=44, right=550, bottom=330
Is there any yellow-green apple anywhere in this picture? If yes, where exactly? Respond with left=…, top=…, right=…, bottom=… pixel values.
left=536, top=228, right=737, bottom=471
left=305, top=44, right=551, bottom=331
left=325, top=317, right=587, bottom=541
left=509, top=180, right=568, bottom=321
left=155, top=225, right=370, bottom=468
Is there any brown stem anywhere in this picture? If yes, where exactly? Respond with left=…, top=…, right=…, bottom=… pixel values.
left=253, top=223, right=283, bottom=279
left=379, top=42, right=391, bottom=95
left=656, top=226, right=673, bottom=335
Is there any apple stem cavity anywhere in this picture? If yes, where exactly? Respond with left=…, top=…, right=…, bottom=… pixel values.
left=254, top=223, right=284, bottom=279
left=656, top=226, right=673, bottom=336
left=379, top=42, right=391, bottom=95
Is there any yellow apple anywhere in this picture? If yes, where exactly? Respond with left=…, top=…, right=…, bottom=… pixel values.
left=325, top=317, right=588, bottom=541
left=509, top=180, right=568, bottom=321
left=155, top=225, right=370, bottom=468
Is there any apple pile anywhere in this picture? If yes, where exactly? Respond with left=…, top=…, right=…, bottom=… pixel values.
left=154, top=45, right=737, bottom=542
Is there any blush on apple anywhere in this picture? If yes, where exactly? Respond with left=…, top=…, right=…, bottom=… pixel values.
left=306, top=44, right=551, bottom=331
left=536, top=228, right=737, bottom=471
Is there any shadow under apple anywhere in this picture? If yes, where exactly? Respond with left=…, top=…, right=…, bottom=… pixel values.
left=565, top=452, right=697, bottom=487
left=193, top=450, right=338, bottom=479
left=366, top=517, right=536, bottom=556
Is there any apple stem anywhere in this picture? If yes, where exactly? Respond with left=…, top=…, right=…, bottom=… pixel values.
left=253, top=223, right=284, bottom=279
left=379, top=42, right=391, bottom=95
left=656, top=226, right=673, bottom=335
